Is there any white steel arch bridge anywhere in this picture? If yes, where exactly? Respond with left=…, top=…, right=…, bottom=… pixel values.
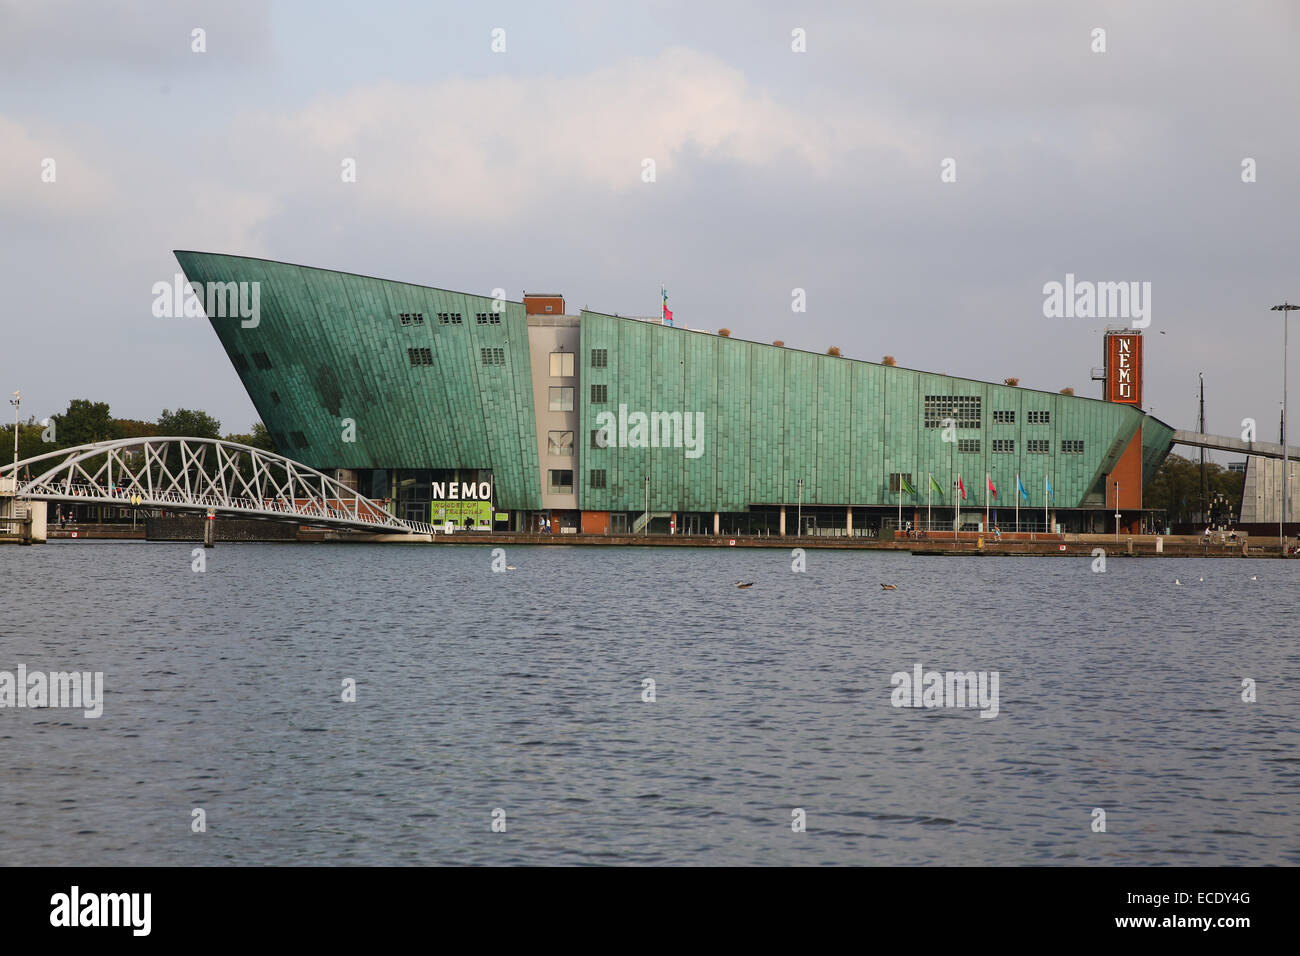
left=0, top=437, right=433, bottom=535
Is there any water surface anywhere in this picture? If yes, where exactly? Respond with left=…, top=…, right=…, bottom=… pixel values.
left=1, top=542, right=1296, bottom=865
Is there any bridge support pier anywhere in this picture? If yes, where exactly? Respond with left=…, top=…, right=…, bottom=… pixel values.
left=204, top=509, right=215, bottom=548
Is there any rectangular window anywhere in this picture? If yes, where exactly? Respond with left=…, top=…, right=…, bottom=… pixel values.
left=590, top=429, right=606, bottom=449
left=924, top=395, right=981, bottom=429
left=958, top=438, right=980, bottom=453
left=589, top=469, right=607, bottom=490
left=591, top=383, right=608, bottom=403
left=252, top=351, right=273, bottom=371
left=888, top=473, right=913, bottom=493
left=400, top=313, right=412, bottom=326
left=992, top=410, right=1015, bottom=424
left=480, top=347, right=505, bottom=366
left=549, top=351, right=575, bottom=377
left=450, top=312, right=462, bottom=324
left=591, top=348, right=608, bottom=368
left=474, top=311, right=501, bottom=325
left=231, top=353, right=249, bottom=372
left=1027, top=439, right=1050, bottom=453
left=1062, top=440, right=1084, bottom=454
left=437, top=313, right=449, bottom=325
left=548, top=387, right=574, bottom=411
left=1027, top=410, right=1051, bottom=424
left=548, top=431, right=574, bottom=456
left=992, top=439, right=1014, bottom=453
left=548, top=469, right=574, bottom=494
left=290, top=431, right=309, bottom=448
left=399, top=312, right=425, bottom=326
left=408, top=347, right=433, bottom=366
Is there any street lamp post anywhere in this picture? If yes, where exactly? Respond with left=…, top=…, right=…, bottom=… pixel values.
left=1114, top=480, right=1120, bottom=541
left=9, top=390, right=18, bottom=472
left=1271, top=303, right=1298, bottom=554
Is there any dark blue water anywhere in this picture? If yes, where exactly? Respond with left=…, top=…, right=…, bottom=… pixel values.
left=1, top=541, right=1296, bottom=865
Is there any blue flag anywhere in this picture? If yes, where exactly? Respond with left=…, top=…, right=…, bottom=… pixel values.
left=1046, top=478, right=1055, bottom=503
left=1017, top=475, right=1029, bottom=502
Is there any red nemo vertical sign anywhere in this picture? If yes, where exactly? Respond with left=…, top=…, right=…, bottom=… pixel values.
left=1105, top=333, right=1142, bottom=405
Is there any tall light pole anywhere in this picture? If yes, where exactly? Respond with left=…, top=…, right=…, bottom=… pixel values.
left=9, top=389, right=18, bottom=472
left=644, top=475, right=649, bottom=535
left=1274, top=303, right=1294, bottom=548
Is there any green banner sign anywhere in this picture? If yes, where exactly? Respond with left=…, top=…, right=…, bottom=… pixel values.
left=431, top=500, right=492, bottom=528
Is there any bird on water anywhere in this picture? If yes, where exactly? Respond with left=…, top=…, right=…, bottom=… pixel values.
left=880, top=584, right=898, bottom=590
left=736, top=580, right=754, bottom=589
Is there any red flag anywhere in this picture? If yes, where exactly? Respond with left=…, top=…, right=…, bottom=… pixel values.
left=957, top=477, right=966, bottom=500
left=663, top=306, right=674, bottom=325
left=988, top=477, right=997, bottom=498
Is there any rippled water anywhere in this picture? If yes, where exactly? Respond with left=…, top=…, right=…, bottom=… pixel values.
left=1, top=541, right=1296, bottom=865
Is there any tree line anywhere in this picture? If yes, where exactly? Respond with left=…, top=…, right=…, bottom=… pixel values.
left=2, top=398, right=274, bottom=466
left=1145, top=453, right=1245, bottom=524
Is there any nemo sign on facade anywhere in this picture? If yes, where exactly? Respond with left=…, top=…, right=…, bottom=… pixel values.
left=1105, top=332, right=1143, bottom=405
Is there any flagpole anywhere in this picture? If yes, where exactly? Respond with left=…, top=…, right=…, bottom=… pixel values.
left=1015, top=473, right=1020, bottom=533
left=927, top=473, right=932, bottom=532
left=1044, top=475, right=1048, bottom=533
left=985, top=472, right=989, bottom=533
left=955, top=473, right=960, bottom=539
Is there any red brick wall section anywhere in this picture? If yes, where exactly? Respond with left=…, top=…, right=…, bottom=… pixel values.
left=1105, top=427, right=1144, bottom=510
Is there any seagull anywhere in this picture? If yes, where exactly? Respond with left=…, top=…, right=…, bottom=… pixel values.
left=736, top=580, right=753, bottom=589
left=1251, top=575, right=1258, bottom=581
left=1199, top=577, right=1204, bottom=582
left=1175, top=579, right=1182, bottom=585
left=880, top=584, right=898, bottom=590
left=506, top=565, right=516, bottom=571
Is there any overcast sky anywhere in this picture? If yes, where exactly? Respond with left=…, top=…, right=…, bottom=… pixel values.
left=2, top=0, right=1297, bottom=460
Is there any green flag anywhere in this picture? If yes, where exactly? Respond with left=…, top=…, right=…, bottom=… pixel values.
left=929, top=474, right=945, bottom=498
left=900, top=475, right=917, bottom=495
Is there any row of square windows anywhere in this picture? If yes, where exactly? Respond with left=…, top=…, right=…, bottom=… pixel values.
left=409, top=347, right=506, bottom=367
left=924, top=397, right=1052, bottom=428
left=547, top=469, right=605, bottom=492
left=398, top=312, right=503, bottom=326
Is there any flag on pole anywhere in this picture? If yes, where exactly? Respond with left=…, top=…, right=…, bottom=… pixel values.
left=987, top=476, right=997, bottom=498
left=957, top=476, right=966, bottom=500
left=929, top=474, right=945, bottom=497
left=662, top=284, right=674, bottom=326
left=1017, top=475, right=1029, bottom=502
left=900, top=475, right=917, bottom=495
left=1046, top=478, right=1056, bottom=503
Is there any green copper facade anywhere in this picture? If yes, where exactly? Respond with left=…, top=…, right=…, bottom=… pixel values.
left=175, top=251, right=543, bottom=509
left=177, top=252, right=1175, bottom=518
left=577, top=312, right=1173, bottom=513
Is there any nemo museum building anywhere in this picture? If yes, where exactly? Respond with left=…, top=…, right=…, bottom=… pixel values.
left=176, top=252, right=1176, bottom=537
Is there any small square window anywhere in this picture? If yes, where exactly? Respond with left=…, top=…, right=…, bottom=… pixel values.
left=548, top=431, right=574, bottom=456
left=591, top=348, right=608, bottom=368
left=590, top=469, right=607, bottom=489
left=549, top=351, right=575, bottom=377
left=591, top=384, right=608, bottom=404
left=548, top=387, right=574, bottom=411
left=548, top=469, right=574, bottom=494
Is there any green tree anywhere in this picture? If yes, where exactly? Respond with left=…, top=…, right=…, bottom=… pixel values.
left=53, top=399, right=114, bottom=447
left=1147, top=453, right=1247, bottom=524
left=157, top=408, right=222, bottom=440
left=222, top=421, right=275, bottom=452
